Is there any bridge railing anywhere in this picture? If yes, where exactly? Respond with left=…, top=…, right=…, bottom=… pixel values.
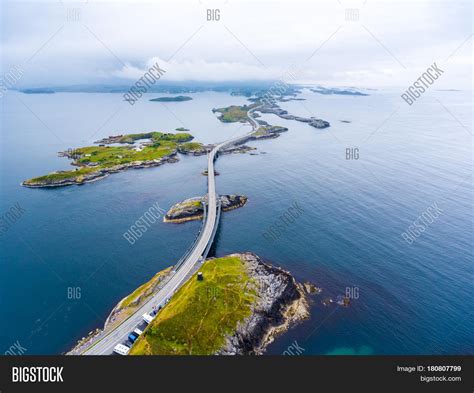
left=202, top=197, right=222, bottom=259
left=171, top=199, right=208, bottom=272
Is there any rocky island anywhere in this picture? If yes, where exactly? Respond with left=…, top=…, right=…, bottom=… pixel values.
left=164, top=194, right=248, bottom=223
left=213, top=102, right=330, bottom=130
left=212, top=103, right=259, bottom=123
left=129, top=253, right=310, bottom=355
left=149, top=95, right=193, bottom=102
left=22, top=131, right=194, bottom=188
left=177, top=141, right=256, bottom=156
left=258, top=102, right=330, bottom=129
left=310, top=86, right=369, bottom=96
left=68, top=253, right=310, bottom=356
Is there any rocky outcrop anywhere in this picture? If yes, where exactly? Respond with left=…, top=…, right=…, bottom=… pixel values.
left=94, top=134, right=129, bottom=144
left=217, top=253, right=309, bottom=355
left=220, top=145, right=256, bottom=154
left=248, top=125, right=288, bottom=141
left=257, top=103, right=330, bottom=129
left=22, top=153, right=179, bottom=188
left=164, top=194, right=248, bottom=223
left=177, top=143, right=212, bottom=156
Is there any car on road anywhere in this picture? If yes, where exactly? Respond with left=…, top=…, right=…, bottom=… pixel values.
left=128, top=332, right=139, bottom=344
left=128, top=328, right=143, bottom=344
left=113, top=344, right=130, bottom=356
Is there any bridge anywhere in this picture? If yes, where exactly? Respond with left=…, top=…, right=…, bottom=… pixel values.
left=80, top=107, right=260, bottom=355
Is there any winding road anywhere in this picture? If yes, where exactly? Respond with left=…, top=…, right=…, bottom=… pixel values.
left=80, top=106, right=260, bottom=355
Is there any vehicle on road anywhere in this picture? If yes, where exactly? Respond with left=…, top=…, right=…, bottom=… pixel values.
left=128, top=327, right=144, bottom=344
left=133, top=328, right=143, bottom=336
left=142, top=313, right=154, bottom=324
left=128, top=332, right=139, bottom=344
left=113, top=344, right=130, bottom=356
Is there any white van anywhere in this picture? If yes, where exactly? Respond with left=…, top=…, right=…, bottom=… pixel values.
left=113, top=344, right=130, bottom=356
left=142, top=313, right=154, bottom=324
left=133, top=328, right=143, bottom=336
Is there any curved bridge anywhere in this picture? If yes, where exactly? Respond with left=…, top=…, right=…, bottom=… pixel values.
left=81, top=108, right=260, bottom=355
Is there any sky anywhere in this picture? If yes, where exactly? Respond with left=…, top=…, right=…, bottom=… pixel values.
left=1, top=0, right=472, bottom=89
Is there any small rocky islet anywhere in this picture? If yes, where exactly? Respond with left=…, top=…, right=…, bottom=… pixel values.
left=164, top=194, right=248, bottom=223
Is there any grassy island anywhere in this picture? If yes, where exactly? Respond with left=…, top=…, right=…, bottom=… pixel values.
left=149, top=96, right=192, bottom=102
left=177, top=141, right=207, bottom=155
left=212, top=103, right=258, bottom=123
left=23, top=131, right=194, bottom=187
left=100, top=131, right=193, bottom=145
left=130, top=255, right=257, bottom=355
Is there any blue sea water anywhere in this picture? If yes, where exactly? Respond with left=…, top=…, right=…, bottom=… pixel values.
left=0, top=88, right=472, bottom=355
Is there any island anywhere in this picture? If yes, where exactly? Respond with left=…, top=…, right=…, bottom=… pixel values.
left=177, top=142, right=211, bottom=156
left=22, top=131, right=194, bottom=188
left=149, top=95, right=192, bottom=102
left=20, top=88, right=55, bottom=94
left=68, top=253, right=312, bottom=355
left=178, top=141, right=257, bottom=156
left=310, top=86, right=369, bottom=96
left=213, top=102, right=330, bottom=130
left=258, top=102, right=330, bottom=129
left=212, top=103, right=259, bottom=123
left=130, top=253, right=309, bottom=355
left=164, top=195, right=248, bottom=223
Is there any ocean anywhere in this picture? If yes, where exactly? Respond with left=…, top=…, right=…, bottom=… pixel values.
left=0, top=88, right=472, bottom=355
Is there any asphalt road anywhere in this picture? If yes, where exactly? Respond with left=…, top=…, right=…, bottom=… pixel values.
left=80, top=106, right=260, bottom=355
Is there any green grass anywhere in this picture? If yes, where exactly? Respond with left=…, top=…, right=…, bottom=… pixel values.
left=24, top=131, right=194, bottom=185
left=178, top=142, right=204, bottom=152
left=182, top=199, right=202, bottom=208
left=23, top=167, right=100, bottom=185
left=76, top=143, right=177, bottom=166
left=213, top=104, right=256, bottom=123
left=129, top=255, right=257, bottom=355
left=117, top=132, right=193, bottom=144
left=120, top=268, right=171, bottom=309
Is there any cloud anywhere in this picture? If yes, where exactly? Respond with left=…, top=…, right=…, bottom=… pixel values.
left=112, top=57, right=285, bottom=82
left=1, top=0, right=471, bottom=89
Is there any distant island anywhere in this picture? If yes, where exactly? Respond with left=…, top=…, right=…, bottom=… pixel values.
left=212, top=103, right=258, bottom=123
left=149, top=96, right=192, bottom=102
left=213, top=102, right=330, bottom=130
left=310, top=86, right=369, bottom=96
left=20, top=88, right=55, bottom=94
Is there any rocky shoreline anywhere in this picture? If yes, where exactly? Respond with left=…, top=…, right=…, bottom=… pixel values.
left=22, top=152, right=179, bottom=188
left=164, top=194, right=248, bottom=223
left=258, top=103, right=330, bottom=129
left=217, top=252, right=310, bottom=355
left=68, top=252, right=312, bottom=356
left=178, top=142, right=257, bottom=156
